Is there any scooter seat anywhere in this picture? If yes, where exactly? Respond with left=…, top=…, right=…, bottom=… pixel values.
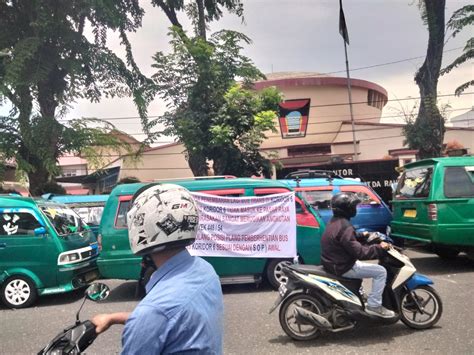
left=288, top=264, right=359, bottom=283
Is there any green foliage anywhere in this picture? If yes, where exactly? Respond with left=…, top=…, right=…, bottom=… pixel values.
left=442, top=5, right=474, bottom=95
left=0, top=0, right=152, bottom=195
left=152, top=27, right=282, bottom=177
left=37, top=181, right=66, bottom=195
left=117, top=176, right=141, bottom=184
left=152, top=0, right=244, bottom=38
left=446, top=5, right=474, bottom=38
left=402, top=102, right=449, bottom=159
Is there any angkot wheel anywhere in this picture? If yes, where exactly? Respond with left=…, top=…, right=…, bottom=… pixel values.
left=433, top=245, right=459, bottom=259
left=400, top=285, right=442, bottom=329
left=266, top=259, right=292, bottom=289
left=1, top=275, right=38, bottom=308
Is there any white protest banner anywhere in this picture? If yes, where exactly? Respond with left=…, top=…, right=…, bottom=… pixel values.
left=188, top=192, right=296, bottom=258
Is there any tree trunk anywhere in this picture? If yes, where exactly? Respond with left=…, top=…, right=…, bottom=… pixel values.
left=27, top=165, right=50, bottom=196
left=212, top=154, right=227, bottom=176
left=196, top=0, right=207, bottom=40
left=187, top=150, right=208, bottom=176
left=414, top=0, right=446, bottom=158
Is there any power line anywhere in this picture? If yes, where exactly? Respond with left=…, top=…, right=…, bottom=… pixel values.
left=92, top=107, right=473, bottom=135
left=58, top=92, right=472, bottom=123
left=309, top=92, right=473, bottom=109
left=85, top=115, right=474, bottom=146
left=74, top=129, right=422, bottom=158
left=86, top=133, right=409, bottom=170
left=320, top=46, right=464, bottom=76
left=68, top=126, right=474, bottom=165
left=77, top=106, right=472, bottom=129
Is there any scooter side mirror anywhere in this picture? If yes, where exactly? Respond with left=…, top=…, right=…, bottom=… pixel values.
left=85, top=283, right=110, bottom=302
left=75, top=283, right=110, bottom=325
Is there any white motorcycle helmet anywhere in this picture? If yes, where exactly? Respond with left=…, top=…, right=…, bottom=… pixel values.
left=127, top=183, right=199, bottom=255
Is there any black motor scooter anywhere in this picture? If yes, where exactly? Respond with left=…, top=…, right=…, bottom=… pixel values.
left=39, top=283, right=110, bottom=354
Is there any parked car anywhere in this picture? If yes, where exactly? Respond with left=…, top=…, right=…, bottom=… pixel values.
left=97, top=177, right=325, bottom=289
left=0, top=195, right=99, bottom=308
left=41, top=194, right=109, bottom=237
left=390, top=156, right=474, bottom=260
left=280, top=170, right=392, bottom=234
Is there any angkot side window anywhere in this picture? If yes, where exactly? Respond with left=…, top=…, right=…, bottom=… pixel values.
left=444, top=166, right=474, bottom=198
left=396, top=166, right=433, bottom=199
left=0, top=211, right=42, bottom=236
left=73, top=206, right=105, bottom=226
left=301, top=190, right=333, bottom=210
left=115, top=201, right=131, bottom=229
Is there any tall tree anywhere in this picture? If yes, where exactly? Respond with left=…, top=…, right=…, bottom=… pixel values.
left=0, top=1, right=152, bottom=195
left=441, top=5, right=474, bottom=96
left=152, top=28, right=281, bottom=176
left=403, top=0, right=446, bottom=159
left=152, top=0, right=280, bottom=176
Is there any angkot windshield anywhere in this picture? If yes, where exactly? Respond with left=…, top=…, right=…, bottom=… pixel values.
left=39, top=204, right=90, bottom=236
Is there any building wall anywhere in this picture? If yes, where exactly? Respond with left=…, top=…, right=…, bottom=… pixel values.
left=260, top=84, right=384, bottom=155
left=333, top=123, right=403, bottom=160
left=60, top=164, right=88, bottom=177
left=90, top=74, right=474, bottom=184
left=445, top=129, right=474, bottom=153
left=119, top=143, right=193, bottom=182
left=333, top=123, right=474, bottom=160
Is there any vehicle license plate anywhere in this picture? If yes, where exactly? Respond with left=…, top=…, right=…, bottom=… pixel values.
left=403, top=209, right=417, bottom=218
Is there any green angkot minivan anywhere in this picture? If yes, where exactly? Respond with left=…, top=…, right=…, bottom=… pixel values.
left=0, top=195, right=99, bottom=308
left=390, top=156, right=474, bottom=259
left=97, top=178, right=325, bottom=289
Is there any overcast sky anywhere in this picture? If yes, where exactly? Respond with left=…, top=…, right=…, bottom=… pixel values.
left=11, top=1, right=474, bottom=142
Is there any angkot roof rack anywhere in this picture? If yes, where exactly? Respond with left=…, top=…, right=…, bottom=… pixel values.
left=284, top=170, right=343, bottom=180
left=153, top=175, right=236, bottom=182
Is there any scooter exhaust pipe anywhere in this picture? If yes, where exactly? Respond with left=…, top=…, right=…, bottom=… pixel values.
left=293, top=306, right=332, bottom=330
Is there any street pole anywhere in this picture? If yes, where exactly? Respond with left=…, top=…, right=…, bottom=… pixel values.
left=343, top=40, right=358, bottom=161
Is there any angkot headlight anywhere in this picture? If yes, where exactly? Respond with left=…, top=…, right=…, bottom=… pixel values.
left=58, top=252, right=81, bottom=265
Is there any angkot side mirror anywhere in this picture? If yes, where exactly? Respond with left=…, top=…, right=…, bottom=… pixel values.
left=34, top=227, right=47, bottom=236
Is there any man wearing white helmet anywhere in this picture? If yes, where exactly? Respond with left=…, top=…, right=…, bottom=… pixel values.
left=91, top=184, right=224, bottom=354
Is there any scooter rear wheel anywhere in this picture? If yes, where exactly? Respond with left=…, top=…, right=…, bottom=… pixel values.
left=279, top=293, right=325, bottom=341
left=400, top=285, right=443, bottom=329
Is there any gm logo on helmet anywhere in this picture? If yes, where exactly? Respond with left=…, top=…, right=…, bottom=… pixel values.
left=172, top=203, right=189, bottom=209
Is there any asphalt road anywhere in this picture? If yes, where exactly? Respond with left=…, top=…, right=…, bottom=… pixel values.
left=1, top=248, right=473, bottom=355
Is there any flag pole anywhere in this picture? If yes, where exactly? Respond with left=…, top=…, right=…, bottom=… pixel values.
left=339, top=0, right=358, bottom=161
left=343, top=41, right=358, bottom=161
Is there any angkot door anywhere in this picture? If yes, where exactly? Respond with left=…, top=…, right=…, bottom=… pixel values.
left=439, top=166, right=474, bottom=245
left=0, top=209, right=58, bottom=288
left=99, top=195, right=142, bottom=280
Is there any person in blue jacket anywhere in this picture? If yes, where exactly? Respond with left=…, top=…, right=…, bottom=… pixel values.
left=91, top=184, right=224, bottom=354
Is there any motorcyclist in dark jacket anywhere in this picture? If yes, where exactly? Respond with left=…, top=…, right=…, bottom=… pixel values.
left=321, top=192, right=395, bottom=318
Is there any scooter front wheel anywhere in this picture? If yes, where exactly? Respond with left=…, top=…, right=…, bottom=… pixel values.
left=400, top=285, right=443, bottom=329
left=279, top=293, right=325, bottom=341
